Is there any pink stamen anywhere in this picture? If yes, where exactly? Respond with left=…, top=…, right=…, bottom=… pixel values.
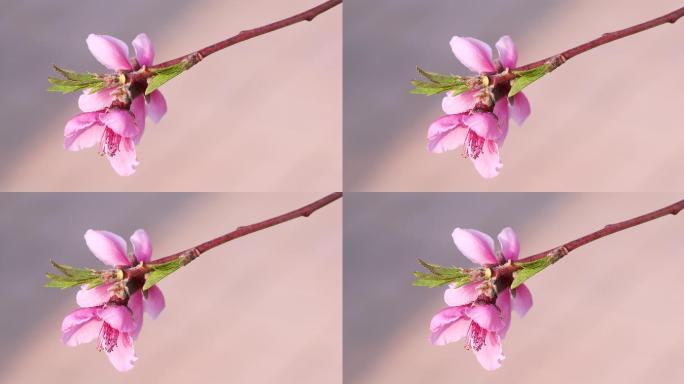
left=99, top=127, right=122, bottom=157
left=98, top=322, right=119, bottom=353
left=465, top=321, right=486, bottom=351
left=463, top=130, right=485, bottom=159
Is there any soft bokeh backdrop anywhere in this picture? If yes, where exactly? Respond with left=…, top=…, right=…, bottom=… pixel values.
left=344, top=0, right=684, bottom=191
left=344, top=193, right=684, bottom=383
left=0, top=193, right=341, bottom=383
left=0, top=0, right=341, bottom=191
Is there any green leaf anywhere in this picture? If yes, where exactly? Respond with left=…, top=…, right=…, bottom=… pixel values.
left=45, top=260, right=104, bottom=289
left=47, top=65, right=107, bottom=94
left=145, top=60, right=192, bottom=95
left=511, top=256, right=554, bottom=289
left=412, top=259, right=471, bottom=288
left=143, top=259, right=183, bottom=290
left=410, top=66, right=470, bottom=96
left=508, top=64, right=550, bottom=97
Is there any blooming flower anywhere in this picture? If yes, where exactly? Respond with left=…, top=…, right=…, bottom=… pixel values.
left=60, top=229, right=166, bottom=371
left=428, top=227, right=533, bottom=370
left=64, top=33, right=168, bottom=176
left=428, top=36, right=532, bottom=178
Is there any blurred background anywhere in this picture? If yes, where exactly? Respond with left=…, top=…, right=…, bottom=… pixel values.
left=0, top=193, right=341, bottom=383
left=0, top=0, right=341, bottom=191
left=344, top=193, right=684, bottom=383
left=344, top=0, right=684, bottom=191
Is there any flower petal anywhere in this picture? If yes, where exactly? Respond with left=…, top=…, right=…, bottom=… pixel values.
left=473, top=331, right=505, bottom=371
left=86, top=34, right=132, bottom=71
left=509, top=92, right=531, bottom=126
left=144, top=285, right=166, bottom=320
left=76, top=282, right=114, bottom=307
left=129, top=96, right=146, bottom=144
left=84, top=229, right=130, bottom=267
left=107, top=137, right=139, bottom=176
left=61, top=307, right=101, bottom=346
left=449, top=36, right=495, bottom=73
left=97, top=305, right=136, bottom=333
left=497, top=227, right=519, bottom=261
left=130, top=229, right=152, bottom=263
left=146, top=90, right=167, bottom=123
left=100, top=109, right=139, bottom=138
left=127, top=290, right=144, bottom=340
left=496, top=288, right=512, bottom=338
left=78, top=88, right=116, bottom=112
left=430, top=306, right=466, bottom=332
left=106, top=332, right=137, bottom=372
left=466, top=304, right=505, bottom=332
left=132, top=33, right=154, bottom=67
left=471, top=140, right=502, bottom=179
left=427, top=114, right=467, bottom=153
left=493, top=98, right=509, bottom=147
left=442, top=90, right=477, bottom=115
left=463, top=112, right=501, bottom=141
left=495, top=35, right=517, bottom=69
left=451, top=228, right=498, bottom=265
left=64, top=113, right=104, bottom=151
left=511, top=283, right=533, bottom=317
left=444, top=281, right=480, bottom=306
left=429, top=306, right=469, bottom=346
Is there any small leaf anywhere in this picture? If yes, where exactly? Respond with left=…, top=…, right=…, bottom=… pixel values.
left=143, top=259, right=183, bottom=290
left=508, top=64, right=550, bottom=97
left=45, top=260, right=104, bottom=289
left=410, top=66, right=470, bottom=96
left=145, top=60, right=192, bottom=95
left=511, top=256, right=554, bottom=289
left=412, top=259, right=471, bottom=288
left=47, top=66, right=106, bottom=94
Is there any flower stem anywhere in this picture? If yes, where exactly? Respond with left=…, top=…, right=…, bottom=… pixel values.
left=495, top=198, right=684, bottom=277
left=492, top=6, right=684, bottom=85
left=127, top=0, right=341, bottom=83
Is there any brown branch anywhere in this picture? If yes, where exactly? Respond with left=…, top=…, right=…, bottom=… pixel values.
left=126, top=0, right=341, bottom=83
left=491, top=6, right=684, bottom=86
left=494, top=198, right=684, bottom=278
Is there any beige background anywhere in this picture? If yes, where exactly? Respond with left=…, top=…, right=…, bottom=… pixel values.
left=344, top=0, right=684, bottom=191
left=0, top=193, right=341, bottom=383
left=344, top=193, right=684, bottom=383
left=0, top=0, right=341, bottom=191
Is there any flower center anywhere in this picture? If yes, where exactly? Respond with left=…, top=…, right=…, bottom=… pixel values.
left=98, top=322, right=119, bottom=353
left=100, top=127, right=122, bottom=157
left=465, top=321, right=486, bottom=351
left=463, top=130, right=485, bottom=159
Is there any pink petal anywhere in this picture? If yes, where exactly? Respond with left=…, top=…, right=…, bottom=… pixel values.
left=106, top=332, right=137, bottom=372
left=429, top=306, right=469, bottom=346
left=61, top=307, right=101, bottom=346
left=466, top=304, right=505, bottom=332
left=427, top=114, right=462, bottom=139
left=495, top=35, right=518, bottom=69
left=429, top=306, right=466, bottom=333
left=130, top=229, right=152, bottom=263
left=428, top=126, right=467, bottom=154
left=471, top=140, right=502, bottom=179
left=496, top=289, right=512, bottom=338
left=451, top=228, right=498, bottom=265
left=63, top=113, right=104, bottom=151
left=449, top=36, right=496, bottom=73
left=509, top=92, right=531, bottom=126
left=511, top=283, right=533, bottom=317
left=129, top=96, right=146, bottom=144
left=493, top=98, right=509, bottom=147
left=84, top=229, right=130, bottom=267
left=146, top=90, right=167, bottom=123
left=463, top=112, right=501, bottom=141
left=76, top=282, right=114, bottom=307
left=97, top=305, right=136, bottom=333
left=61, top=307, right=97, bottom=332
left=107, top=137, right=139, bottom=176
left=497, top=227, right=519, bottom=261
left=473, top=331, right=505, bottom=371
left=444, top=281, right=480, bottom=306
left=78, top=88, right=116, bottom=112
left=144, top=285, right=166, bottom=320
left=100, top=109, right=139, bottom=138
left=127, top=291, right=144, bottom=340
left=86, top=34, right=132, bottom=71
left=442, top=90, right=477, bottom=115
left=132, top=33, right=154, bottom=67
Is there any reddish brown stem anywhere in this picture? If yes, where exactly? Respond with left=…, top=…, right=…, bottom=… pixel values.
left=150, top=192, right=342, bottom=266
left=492, top=6, right=684, bottom=85
left=495, top=198, right=684, bottom=278
left=127, top=0, right=341, bottom=83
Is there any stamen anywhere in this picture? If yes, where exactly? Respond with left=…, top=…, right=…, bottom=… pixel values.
left=466, top=321, right=486, bottom=351
left=463, top=130, right=485, bottom=159
left=99, top=128, right=122, bottom=157
left=97, top=322, right=119, bottom=353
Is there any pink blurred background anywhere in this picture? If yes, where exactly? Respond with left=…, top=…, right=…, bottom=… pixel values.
left=344, top=0, right=684, bottom=191
left=0, top=193, right=341, bottom=383
left=0, top=0, right=341, bottom=191
left=344, top=193, right=684, bottom=383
